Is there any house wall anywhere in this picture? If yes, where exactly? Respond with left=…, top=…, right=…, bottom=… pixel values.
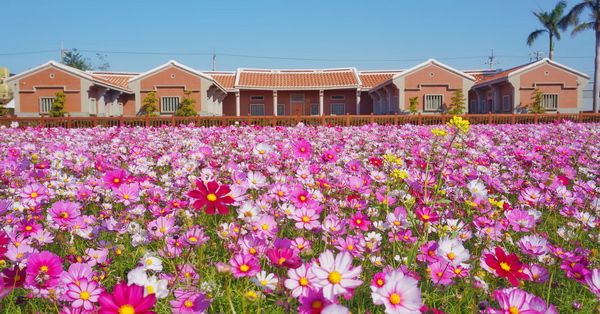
left=360, top=91, right=374, bottom=115
left=16, top=67, right=82, bottom=116
left=518, top=64, right=581, bottom=111
left=138, top=66, right=203, bottom=115
left=323, top=89, right=358, bottom=115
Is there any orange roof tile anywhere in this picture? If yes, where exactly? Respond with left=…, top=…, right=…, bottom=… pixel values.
left=359, top=73, right=397, bottom=88
left=237, top=69, right=359, bottom=88
left=474, top=64, right=531, bottom=85
left=92, top=73, right=137, bottom=90
left=211, top=74, right=235, bottom=89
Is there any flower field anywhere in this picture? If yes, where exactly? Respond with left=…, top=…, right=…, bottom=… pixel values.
left=0, top=118, right=599, bottom=313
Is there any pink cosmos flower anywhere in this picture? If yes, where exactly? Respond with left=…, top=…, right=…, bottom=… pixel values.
left=285, top=264, right=316, bottom=298
left=321, top=149, right=338, bottom=163
left=2, top=265, right=26, bottom=289
left=229, top=254, right=261, bottom=278
left=487, top=288, right=537, bottom=314
left=48, top=200, right=82, bottom=229
left=25, top=251, right=63, bottom=289
left=113, top=184, right=140, bottom=206
left=60, top=263, right=95, bottom=285
left=293, top=138, right=313, bottom=159
left=292, top=207, right=321, bottom=230
left=371, top=269, right=423, bottom=313
left=584, top=268, right=600, bottom=299
left=350, top=211, right=371, bottom=231
left=484, top=247, right=530, bottom=287
left=98, top=281, right=156, bottom=314
left=311, top=250, right=363, bottom=301
left=147, top=216, right=176, bottom=238
left=188, top=180, right=235, bottom=215
left=66, top=279, right=104, bottom=311
left=19, top=183, right=50, bottom=206
left=429, top=261, right=455, bottom=285
left=507, top=209, right=535, bottom=232
left=169, top=289, right=210, bottom=314
left=298, top=289, right=331, bottom=314
left=103, top=169, right=128, bottom=188
left=266, top=247, right=301, bottom=269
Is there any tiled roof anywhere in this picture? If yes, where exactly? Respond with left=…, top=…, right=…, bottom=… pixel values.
left=358, top=73, right=398, bottom=88
left=92, top=73, right=138, bottom=90
left=474, top=64, right=530, bottom=85
left=210, top=74, right=236, bottom=89
left=236, top=69, right=360, bottom=88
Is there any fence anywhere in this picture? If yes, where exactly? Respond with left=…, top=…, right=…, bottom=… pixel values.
left=1, top=112, right=600, bottom=129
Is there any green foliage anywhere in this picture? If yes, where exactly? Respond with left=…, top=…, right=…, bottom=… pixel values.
left=49, top=91, right=69, bottom=117
left=529, top=88, right=547, bottom=113
left=0, top=103, right=8, bottom=117
left=63, top=49, right=94, bottom=71
left=526, top=1, right=568, bottom=60
left=141, top=92, right=159, bottom=117
left=447, top=88, right=466, bottom=115
left=174, top=90, right=197, bottom=117
left=408, top=96, right=419, bottom=114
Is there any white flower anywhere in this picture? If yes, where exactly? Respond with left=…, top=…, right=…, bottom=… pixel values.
left=467, top=179, right=488, bottom=199
left=140, top=252, right=163, bottom=272
left=127, top=267, right=169, bottom=299
left=250, top=271, right=278, bottom=291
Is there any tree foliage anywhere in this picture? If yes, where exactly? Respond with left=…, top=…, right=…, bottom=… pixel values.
left=141, top=92, right=159, bottom=117
left=0, top=103, right=8, bottom=117
left=529, top=88, right=547, bottom=113
left=526, top=1, right=569, bottom=60
left=447, top=88, right=467, bottom=115
left=63, top=49, right=111, bottom=72
left=174, top=90, right=197, bottom=116
left=49, top=92, right=69, bottom=117
left=408, top=96, right=419, bottom=114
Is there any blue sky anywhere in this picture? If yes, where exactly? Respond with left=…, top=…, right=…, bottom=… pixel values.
left=2, top=0, right=595, bottom=77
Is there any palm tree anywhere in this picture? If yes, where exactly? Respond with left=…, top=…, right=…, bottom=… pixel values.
left=526, top=1, right=568, bottom=61
left=563, top=0, right=600, bottom=113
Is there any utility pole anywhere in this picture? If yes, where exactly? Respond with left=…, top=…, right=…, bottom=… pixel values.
left=485, top=49, right=499, bottom=70
left=213, top=50, right=216, bottom=71
left=529, top=51, right=546, bottom=62
left=61, top=42, right=65, bottom=64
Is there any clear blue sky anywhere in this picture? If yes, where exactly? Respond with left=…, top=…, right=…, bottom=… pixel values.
left=2, top=0, right=595, bottom=77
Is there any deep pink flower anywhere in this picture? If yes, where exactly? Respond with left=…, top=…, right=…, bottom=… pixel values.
left=229, top=254, right=261, bottom=278
left=98, top=281, right=156, bottom=314
left=103, top=169, right=128, bottom=188
left=266, top=247, right=301, bottom=269
left=2, top=265, right=26, bottom=288
left=321, top=149, right=338, bottom=163
left=25, top=251, right=63, bottom=289
left=293, top=138, right=313, bottom=159
left=188, top=180, right=234, bottom=214
left=484, top=247, right=530, bottom=287
left=48, top=200, right=82, bottom=228
left=169, top=289, right=210, bottom=314
left=350, top=211, right=371, bottom=231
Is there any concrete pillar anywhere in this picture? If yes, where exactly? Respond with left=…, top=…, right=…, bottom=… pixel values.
left=273, top=90, right=278, bottom=116
left=356, top=89, right=361, bottom=115
left=235, top=91, right=240, bottom=116
left=319, top=90, right=324, bottom=115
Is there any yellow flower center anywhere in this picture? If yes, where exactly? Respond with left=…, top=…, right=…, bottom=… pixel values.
left=302, top=216, right=310, bottom=222
left=328, top=271, right=342, bottom=284
left=25, top=226, right=33, bottom=231
left=40, top=265, right=49, bottom=272
left=80, top=291, right=90, bottom=300
left=114, top=179, right=120, bottom=183
left=146, top=285, right=154, bottom=294
left=389, top=293, right=401, bottom=305
left=118, top=304, right=135, bottom=314
left=347, top=245, right=354, bottom=250
left=278, top=258, right=286, bottom=264
left=377, top=279, right=384, bottom=286
left=447, top=252, right=455, bottom=260
left=249, top=248, right=257, bottom=254
left=260, top=280, right=268, bottom=286
left=60, top=212, right=69, bottom=218
left=189, top=237, right=198, bottom=242
left=500, top=262, right=511, bottom=271
left=207, top=193, right=217, bottom=201
left=30, top=192, right=38, bottom=198
left=123, top=194, right=129, bottom=200
left=240, top=265, right=250, bottom=272
left=299, top=196, right=307, bottom=201
left=422, top=214, right=430, bottom=220
left=299, top=277, right=309, bottom=286
left=184, top=300, right=194, bottom=308
left=312, top=301, right=322, bottom=309
left=509, top=306, right=519, bottom=314
left=355, top=219, right=362, bottom=224
left=262, top=224, right=269, bottom=230
left=146, top=259, right=153, bottom=265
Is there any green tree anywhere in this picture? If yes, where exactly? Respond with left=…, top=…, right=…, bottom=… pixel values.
left=63, top=49, right=94, bottom=71
left=526, top=1, right=569, bottom=60
left=529, top=88, right=547, bottom=113
left=563, top=0, right=600, bottom=112
left=0, top=103, right=8, bottom=117
left=447, top=88, right=466, bottom=115
left=141, top=91, right=159, bottom=116
left=49, top=91, right=68, bottom=117
left=408, top=96, right=419, bottom=114
left=174, top=90, right=197, bottom=116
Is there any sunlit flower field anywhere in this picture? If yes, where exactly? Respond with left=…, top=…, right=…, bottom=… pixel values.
left=0, top=118, right=599, bottom=313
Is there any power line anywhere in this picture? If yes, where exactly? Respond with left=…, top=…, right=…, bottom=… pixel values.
left=0, top=50, right=57, bottom=56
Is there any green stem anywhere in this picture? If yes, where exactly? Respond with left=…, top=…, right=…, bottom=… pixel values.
left=225, top=277, right=237, bottom=314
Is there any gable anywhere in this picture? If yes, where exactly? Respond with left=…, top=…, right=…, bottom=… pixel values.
left=139, top=66, right=203, bottom=91
left=519, top=63, right=580, bottom=89
left=17, top=66, right=81, bottom=92
left=404, top=64, right=464, bottom=89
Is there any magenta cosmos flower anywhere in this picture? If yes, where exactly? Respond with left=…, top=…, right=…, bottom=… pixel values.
left=229, top=254, right=261, bottom=278
left=311, top=250, right=363, bottom=301
left=26, top=251, right=63, bottom=289
left=48, top=200, right=82, bottom=228
left=98, top=281, right=156, bottom=314
left=484, top=247, right=530, bottom=287
left=371, top=269, right=423, bottom=313
left=188, top=180, right=235, bottom=214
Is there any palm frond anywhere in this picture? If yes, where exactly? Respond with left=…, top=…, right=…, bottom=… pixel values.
left=527, top=29, right=547, bottom=46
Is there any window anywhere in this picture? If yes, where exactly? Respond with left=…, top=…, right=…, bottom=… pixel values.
left=331, top=103, right=346, bottom=115
left=161, top=97, right=180, bottom=113
left=89, top=98, right=97, bottom=115
left=331, top=95, right=345, bottom=100
left=111, top=102, right=122, bottom=116
left=277, top=103, right=285, bottom=116
left=470, top=100, right=477, bottom=113
left=310, top=103, right=319, bottom=116
left=250, top=104, right=265, bottom=116
left=40, top=97, right=55, bottom=114
left=479, top=100, right=486, bottom=113
left=424, top=95, right=443, bottom=111
left=541, top=94, right=558, bottom=110
left=250, top=95, right=264, bottom=100
left=503, top=95, right=511, bottom=112
left=291, top=94, right=305, bottom=102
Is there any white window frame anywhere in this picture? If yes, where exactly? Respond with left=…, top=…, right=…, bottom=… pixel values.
left=250, top=103, right=265, bottom=116
left=277, top=103, right=285, bottom=116
left=502, top=95, right=511, bottom=112
left=330, top=95, right=345, bottom=100
left=89, top=98, right=97, bottom=115
left=330, top=103, right=346, bottom=115
left=291, top=94, right=305, bottom=102
left=424, top=94, right=443, bottom=111
left=541, top=94, right=558, bottom=110
left=250, top=95, right=264, bottom=101
left=161, top=96, right=180, bottom=113
left=310, top=103, right=319, bottom=116
left=40, top=97, right=55, bottom=114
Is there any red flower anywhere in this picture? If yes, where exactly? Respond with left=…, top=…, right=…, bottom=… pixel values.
left=98, top=282, right=156, bottom=314
left=484, top=247, right=530, bottom=287
left=188, top=180, right=234, bottom=215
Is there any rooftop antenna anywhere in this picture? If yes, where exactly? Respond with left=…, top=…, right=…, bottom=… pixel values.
left=485, top=49, right=499, bottom=70
left=529, top=51, right=546, bottom=62
left=213, top=49, right=216, bottom=71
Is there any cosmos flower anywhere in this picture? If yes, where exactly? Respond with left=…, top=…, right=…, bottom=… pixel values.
left=66, top=279, right=104, bottom=311
left=188, top=180, right=235, bottom=214
left=229, top=254, right=261, bottom=278
left=98, top=281, right=157, bottom=314
left=311, top=250, right=363, bottom=301
left=371, top=269, right=423, bottom=313
left=484, top=247, right=530, bottom=287
left=25, top=251, right=63, bottom=289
